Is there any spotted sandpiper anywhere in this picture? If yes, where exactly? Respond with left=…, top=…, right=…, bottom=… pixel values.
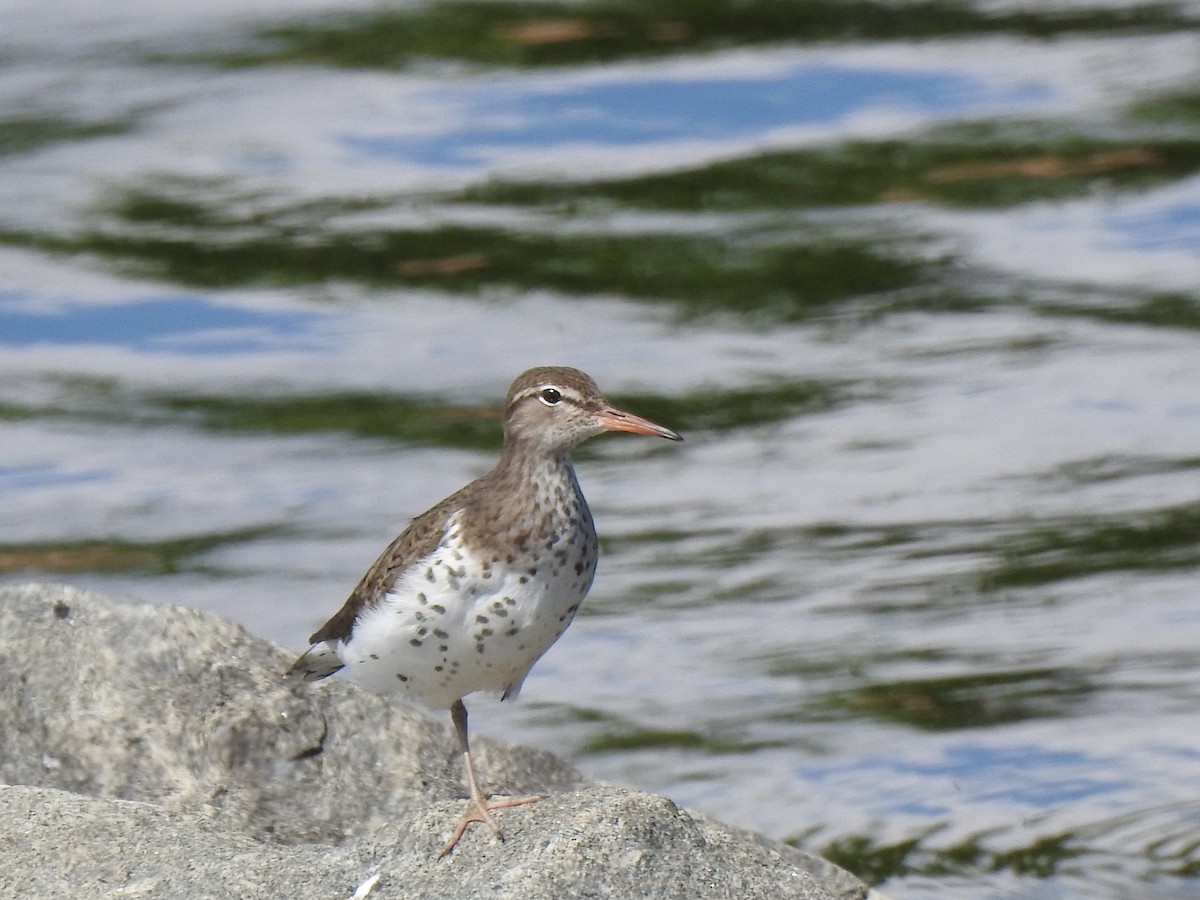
left=289, top=366, right=681, bottom=855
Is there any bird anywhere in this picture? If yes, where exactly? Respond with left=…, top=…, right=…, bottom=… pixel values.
left=288, top=366, right=682, bottom=855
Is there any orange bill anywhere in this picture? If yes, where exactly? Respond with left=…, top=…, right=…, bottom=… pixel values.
left=595, top=406, right=682, bottom=441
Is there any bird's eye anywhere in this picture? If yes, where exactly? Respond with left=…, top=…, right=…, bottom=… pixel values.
left=539, top=387, right=562, bottom=406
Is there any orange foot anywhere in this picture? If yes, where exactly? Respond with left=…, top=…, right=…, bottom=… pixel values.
left=438, top=794, right=540, bottom=857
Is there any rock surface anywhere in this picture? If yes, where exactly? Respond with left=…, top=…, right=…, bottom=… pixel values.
left=0, top=583, right=877, bottom=899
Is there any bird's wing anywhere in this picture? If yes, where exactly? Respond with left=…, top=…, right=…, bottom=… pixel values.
left=302, top=493, right=470, bottom=649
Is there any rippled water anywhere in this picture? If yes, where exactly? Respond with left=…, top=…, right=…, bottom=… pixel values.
left=3, top=2, right=1200, bottom=897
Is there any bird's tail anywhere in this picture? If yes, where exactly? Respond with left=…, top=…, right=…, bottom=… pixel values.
left=287, top=642, right=344, bottom=682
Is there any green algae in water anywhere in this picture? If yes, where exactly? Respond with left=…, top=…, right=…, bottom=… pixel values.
left=1129, top=89, right=1200, bottom=125
left=465, top=135, right=1200, bottom=211
left=580, top=725, right=757, bottom=755
left=0, top=213, right=934, bottom=323
left=0, top=526, right=283, bottom=575
left=803, top=828, right=1088, bottom=884
left=190, top=0, right=1200, bottom=71
left=154, top=392, right=504, bottom=451
left=564, top=706, right=763, bottom=755
left=0, top=116, right=130, bottom=158
left=1039, top=292, right=1200, bottom=331
left=978, top=502, right=1200, bottom=590
left=823, top=667, right=1096, bottom=730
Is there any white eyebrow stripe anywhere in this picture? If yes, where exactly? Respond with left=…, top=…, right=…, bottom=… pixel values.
left=511, top=385, right=585, bottom=405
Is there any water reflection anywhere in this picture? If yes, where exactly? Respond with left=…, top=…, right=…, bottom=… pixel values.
left=1106, top=196, right=1200, bottom=254
left=1, top=4, right=1200, bottom=899
left=342, top=61, right=1040, bottom=166
left=0, top=293, right=333, bottom=354
left=921, top=178, right=1200, bottom=292
left=0, top=463, right=111, bottom=492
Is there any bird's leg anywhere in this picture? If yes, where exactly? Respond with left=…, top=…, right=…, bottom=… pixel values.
left=438, top=699, right=539, bottom=857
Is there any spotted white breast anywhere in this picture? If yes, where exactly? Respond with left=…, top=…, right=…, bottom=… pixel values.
left=336, top=509, right=597, bottom=710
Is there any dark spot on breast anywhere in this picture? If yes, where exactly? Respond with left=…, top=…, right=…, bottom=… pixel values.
left=396, top=674, right=409, bottom=682
left=52, top=602, right=71, bottom=620
left=409, top=638, right=423, bottom=647
left=434, top=665, right=444, bottom=672
left=480, top=628, right=494, bottom=637
left=417, top=592, right=427, bottom=604
left=528, top=567, right=538, bottom=577
left=475, top=615, right=489, bottom=624
left=369, top=653, right=379, bottom=660
left=506, top=626, right=520, bottom=636
left=425, top=569, right=435, bottom=582
left=433, top=628, right=448, bottom=639
left=430, top=604, right=446, bottom=615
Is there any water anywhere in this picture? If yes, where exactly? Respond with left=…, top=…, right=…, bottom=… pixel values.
left=2, top=2, right=1200, bottom=896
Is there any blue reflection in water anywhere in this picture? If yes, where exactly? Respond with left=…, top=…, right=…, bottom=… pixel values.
left=344, top=63, right=1049, bottom=166
left=808, top=743, right=1134, bottom=810
left=0, top=464, right=113, bottom=492
left=0, top=293, right=329, bottom=354
left=1105, top=201, right=1200, bottom=255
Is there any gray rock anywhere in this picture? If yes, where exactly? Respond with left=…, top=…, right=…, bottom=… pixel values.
left=0, top=583, right=877, bottom=899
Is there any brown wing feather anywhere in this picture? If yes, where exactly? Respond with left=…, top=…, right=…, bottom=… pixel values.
left=303, top=480, right=486, bottom=647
